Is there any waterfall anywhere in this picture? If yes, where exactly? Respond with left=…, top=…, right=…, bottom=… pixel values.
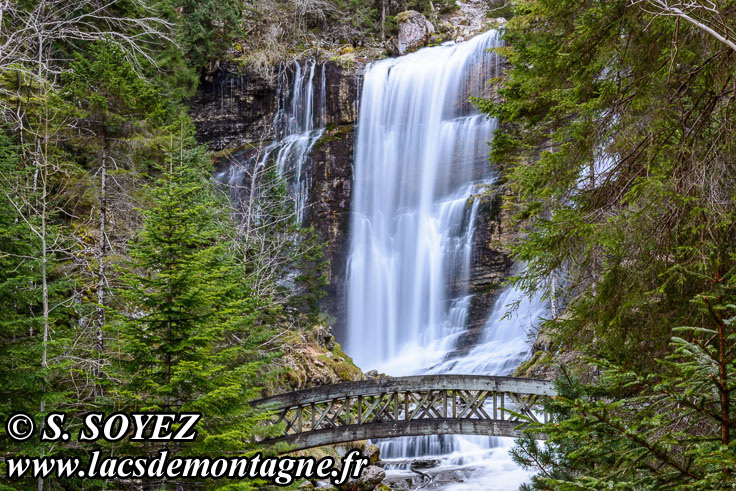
left=346, top=30, right=502, bottom=370
left=345, top=30, right=547, bottom=488
left=216, top=60, right=326, bottom=223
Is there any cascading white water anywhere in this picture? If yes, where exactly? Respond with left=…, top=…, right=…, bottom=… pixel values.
left=345, top=30, right=548, bottom=489
left=346, top=31, right=502, bottom=371
left=217, top=60, right=326, bottom=223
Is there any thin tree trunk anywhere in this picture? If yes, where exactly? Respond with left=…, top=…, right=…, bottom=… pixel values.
left=381, top=0, right=386, bottom=41
left=589, top=159, right=595, bottom=188
left=717, top=311, right=730, bottom=472
left=95, top=144, right=107, bottom=397
left=37, top=31, right=48, bottom=491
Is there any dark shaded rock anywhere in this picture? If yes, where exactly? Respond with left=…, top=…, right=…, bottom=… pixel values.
left=190, top=65, right=277, bottom=151
left=189, top=61, right=361, bottom=152
left=445, top=188, right=515, bottom=359
left=303, top=125, right=355, bottom=338
left=411, top=459, right=441, bottom=470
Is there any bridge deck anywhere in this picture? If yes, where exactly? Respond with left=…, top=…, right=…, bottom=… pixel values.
left=252, top=375, right=556, bottom=451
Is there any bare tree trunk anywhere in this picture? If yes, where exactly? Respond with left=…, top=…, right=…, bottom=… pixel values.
left=95, top=145, right=107, bottom=397
left=550, top=273, right=557, bottom=318
left=381, top=0, right=386, bottom=41
left=37, top=31, right=48, bottom=491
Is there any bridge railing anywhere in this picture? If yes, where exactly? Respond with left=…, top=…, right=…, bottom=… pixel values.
left=252, top=375, right=556, bottom=450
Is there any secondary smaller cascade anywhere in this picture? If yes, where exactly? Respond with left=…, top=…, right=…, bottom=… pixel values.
left=216, top=60, right=326, bottom=222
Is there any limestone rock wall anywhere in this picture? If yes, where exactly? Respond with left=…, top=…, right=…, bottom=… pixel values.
left=462, top=189, right=515, bottom=352
left=303, top=126, right=355, bottom=334
left=190, top=61, right=361, bottom=152
left=190, top=66, right=278, bottom=152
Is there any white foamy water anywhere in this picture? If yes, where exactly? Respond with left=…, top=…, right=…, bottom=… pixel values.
left=346, top=31, right=502, bottom=368
left=216, top=59, right=326, bottom=223
left=344, top=30, right=548, bottom=489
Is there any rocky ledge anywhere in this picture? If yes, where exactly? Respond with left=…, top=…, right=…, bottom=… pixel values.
left=190, top=61, right=360, bottom=152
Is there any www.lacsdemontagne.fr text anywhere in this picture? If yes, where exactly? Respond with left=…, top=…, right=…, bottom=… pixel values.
left=6, top=450, right=369, bottom=486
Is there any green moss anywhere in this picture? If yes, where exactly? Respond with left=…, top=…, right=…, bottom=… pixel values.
left=396, top=11, right=413, bottom=23
left=312, top=125, right=354, bottom=152
left=317, top=341, right=362, bottom=382
left=514, top=348, right=557, bottom=378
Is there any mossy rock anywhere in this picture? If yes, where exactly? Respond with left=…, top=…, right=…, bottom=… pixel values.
left=312, top=125, right=354, bottom=152
left=396, top=11, right=415, bottom=23
left=319, top=341, right=363, bottom=382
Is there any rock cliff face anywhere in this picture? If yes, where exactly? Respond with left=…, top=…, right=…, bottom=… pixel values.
left=190, top=61, right=360, bottom=152
left=190, top=66, right=277, bottom=152
left=190, top=60, right=360, bottom=336
left=189, top=41, right=516, bottom=359
left=456, top=189, right=515, bottom=355
left=303, top=126, right=355, bottom=333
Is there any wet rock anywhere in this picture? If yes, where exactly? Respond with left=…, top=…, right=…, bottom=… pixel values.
left=189, top=65, right=277, bottom=151
left=189, top=61, right=361, bottom=152
left=365, top=445, right=380, bottom=465
left=396, top=10, right=434, bottom=55
left=442, top=189, right=514, bottom=358
left=383, top=464, right=489, bottom=489
left=304, top=126, right=355, bottom=337
left=411, top=459, right=441, bottom=470
left=340, top=465, right=385, bottom=491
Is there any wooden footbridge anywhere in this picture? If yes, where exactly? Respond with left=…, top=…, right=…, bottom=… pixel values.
left=252, top=375, right=556, bottom=450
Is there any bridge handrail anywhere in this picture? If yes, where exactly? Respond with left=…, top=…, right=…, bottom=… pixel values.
left=252, top=374, right=556, bottom=409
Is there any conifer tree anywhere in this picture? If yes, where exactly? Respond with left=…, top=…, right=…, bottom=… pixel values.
left=61, top=41, right=164, bottom=396
left=0, top=130, right=46, bottom=462
left=513, top=268, right=736, bottom=488
left=0, top=130, right=75, bottom=487
left=114, top=140, right=277, bottom=463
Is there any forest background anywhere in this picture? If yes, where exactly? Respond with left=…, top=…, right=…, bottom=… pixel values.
left=1, top=0, right=735, bottom=489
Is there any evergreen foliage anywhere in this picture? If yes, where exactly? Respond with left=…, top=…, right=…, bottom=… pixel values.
left=0, top=129, right=75, bottom=482
left=115, top=142, right=277, bottom=458
left=514, top=271, right=735, bottom=487
left=483, top=0, right=736, bottom=366
left=174, top=0, right=242, bottom=71
left=0, top=131, right=48, bottom=461
left=0, top=0, right=328, bottom=488
left=482, top=0, right=736, bottom=486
